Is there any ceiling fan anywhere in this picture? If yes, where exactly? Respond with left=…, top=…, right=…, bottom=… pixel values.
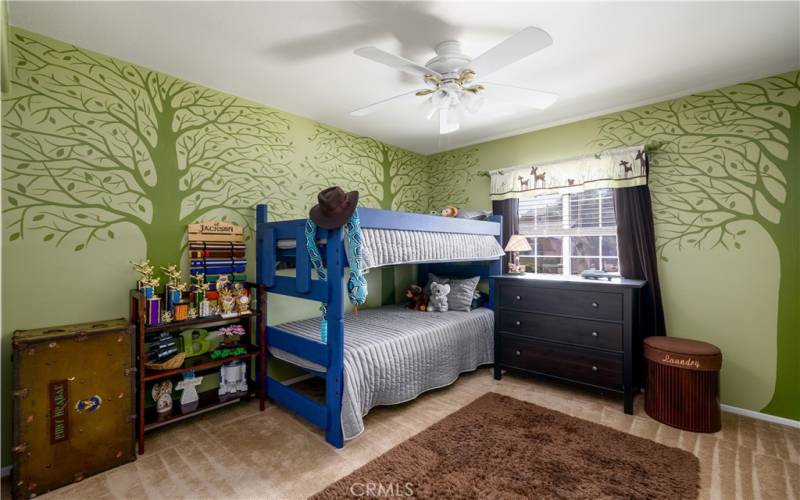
left=350, top=26, right=558, bottom=135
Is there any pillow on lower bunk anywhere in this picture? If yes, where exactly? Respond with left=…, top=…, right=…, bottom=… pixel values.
left=424, top=273, right=480, bottom=312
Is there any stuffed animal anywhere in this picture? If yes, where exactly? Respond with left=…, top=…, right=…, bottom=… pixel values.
left=405, top=285, right=429, bottom=311
left=427, top=282, right=451, bottom=312
left=405, top=285, right=421, bottom=309
left=441, top=206, right=459, bottom=217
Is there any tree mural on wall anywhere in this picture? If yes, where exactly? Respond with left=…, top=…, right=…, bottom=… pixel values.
left=304, top=124, right=478, bottom=213
left=426, top=148, right=478, bottom=212
left=2, top=32, right=298, bottom=269
left=304, top=124, right=429, bottom=211
left=592, top=72, right=799, bottom=418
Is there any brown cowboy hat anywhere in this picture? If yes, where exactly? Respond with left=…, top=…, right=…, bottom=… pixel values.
left=309, top=186, right=359, bottom=229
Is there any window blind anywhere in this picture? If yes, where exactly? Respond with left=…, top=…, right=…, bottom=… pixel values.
left=519, top=188, right=616, bottom=236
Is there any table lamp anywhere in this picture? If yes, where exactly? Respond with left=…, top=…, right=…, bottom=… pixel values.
left=504, top=235, right=532, bottom=274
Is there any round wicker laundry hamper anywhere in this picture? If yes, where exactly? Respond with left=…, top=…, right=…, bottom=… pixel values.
left=644, top=336, right=722, bottom=433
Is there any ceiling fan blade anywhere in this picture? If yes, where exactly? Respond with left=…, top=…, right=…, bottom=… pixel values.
left=354, top=46, right=442, bottom=79
left=481, top=82, right=558, bottom=109
left=467, top=26, right=553, bottom=78
left=350, top=90, right=423, bottom=117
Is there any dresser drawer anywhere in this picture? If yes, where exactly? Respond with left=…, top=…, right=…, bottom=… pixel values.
left=499, top=284, right=623, bottom=321
left=499, top=310, right=623, bottom=351
left=498, top=335, right=623, bottom=390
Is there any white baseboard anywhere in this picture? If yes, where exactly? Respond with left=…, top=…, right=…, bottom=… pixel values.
left=721, top=404, right=800, bottom=429
left=2, top=465, right=11, bottom=478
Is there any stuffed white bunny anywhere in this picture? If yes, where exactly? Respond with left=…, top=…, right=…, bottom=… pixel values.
left=427, top=282, right=451, bottom=312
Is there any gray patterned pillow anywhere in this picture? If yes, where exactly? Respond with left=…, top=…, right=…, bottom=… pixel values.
left=424, top=273, right=480, bottom=312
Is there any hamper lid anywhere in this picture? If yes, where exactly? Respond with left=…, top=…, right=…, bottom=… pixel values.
left=644, top=336, right=721, bottom=371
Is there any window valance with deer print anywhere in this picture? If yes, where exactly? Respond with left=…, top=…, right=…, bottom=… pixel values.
left=489, top=146, right=647, bottom=200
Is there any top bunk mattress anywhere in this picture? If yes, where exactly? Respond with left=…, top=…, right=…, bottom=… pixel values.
left=277, top=227, right=504, bottom=270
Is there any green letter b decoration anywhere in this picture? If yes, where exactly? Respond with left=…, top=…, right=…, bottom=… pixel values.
left=180, top=329, right=213, bottom=358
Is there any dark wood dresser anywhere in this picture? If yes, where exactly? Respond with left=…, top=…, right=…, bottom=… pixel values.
left=492, top=274, right=646, bottom=414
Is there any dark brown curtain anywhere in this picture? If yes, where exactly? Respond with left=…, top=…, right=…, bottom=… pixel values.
left=492, top=198, right=519, bottom=272
left=613, top=184, right=666, bottom=337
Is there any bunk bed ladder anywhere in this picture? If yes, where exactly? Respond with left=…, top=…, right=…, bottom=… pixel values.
left=256, top=204, right=346, bottom=448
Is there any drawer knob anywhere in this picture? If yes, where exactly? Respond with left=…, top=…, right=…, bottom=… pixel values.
left=515, top=320, right=521, bottom=326
left=515, top=295, right=521, bottom=300
left=591, top=302, right=599, bottom=308
left=591, top=365, right=598, bottom=372
left=515, top=350, right=521, bottom=356
left=591, top=331, right=599, bottom=337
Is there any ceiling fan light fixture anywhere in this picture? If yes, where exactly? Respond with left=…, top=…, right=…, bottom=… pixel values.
left=460, top=90, right=484, bottom=114
left=424, top=99, right=438, bottom=120
left=439, top=107, right=459, bottom=135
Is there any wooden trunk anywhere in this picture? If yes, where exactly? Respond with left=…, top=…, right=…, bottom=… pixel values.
left=12, top=319, right=136, bottom=499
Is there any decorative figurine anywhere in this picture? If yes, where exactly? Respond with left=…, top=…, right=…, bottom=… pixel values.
left=191, top=273, right=209, bottom=306
left=175, top=371, right=203, bottom=413
left=219, top=360, right=247, bottom=396
left=198, top=299, right=212, bottom=318
left=132, top=259, right=159, bottom=298
left=187, top=306, right=198, bottom=320
left=234, top=284, right=251, bottom=314
left=151, top=380, right=173, bottom=417
left=191, top=273, right=212, bottom=317
left=161, top=310, right=173, bottom=324
left=216, top=274, right=230, bottom=291
left=161, top=264, right=187, bottom=311
left=219, top=287, right=237, bottom=318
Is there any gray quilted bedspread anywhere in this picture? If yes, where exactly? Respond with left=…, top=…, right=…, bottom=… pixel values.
left=360, top=228, right=504, bottom=269
left=269, top=305, right=494, bottom=440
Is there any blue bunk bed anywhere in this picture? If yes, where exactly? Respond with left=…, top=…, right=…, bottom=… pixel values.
left=256, top=205, right=503, bottom=447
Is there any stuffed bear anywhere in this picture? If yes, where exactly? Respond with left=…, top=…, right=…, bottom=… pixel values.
left=427, top=282, right=451, bottom=312
left=441, top=206, right=459, bottom=217
left=405, top=285, right=428, bottom=312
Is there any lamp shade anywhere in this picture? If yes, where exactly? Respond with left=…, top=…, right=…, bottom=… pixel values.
left=504, top=235, right=532, bottom=253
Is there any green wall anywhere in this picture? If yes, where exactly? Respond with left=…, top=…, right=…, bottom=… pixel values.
left=2, top=26, right=797, bottom=469
left=429, top=71, right=800, bottom=421
left=0, top=28, right=478, bottom=466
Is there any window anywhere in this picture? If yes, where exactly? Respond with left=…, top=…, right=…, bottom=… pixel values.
left=518, top=188, right=619, bottom=276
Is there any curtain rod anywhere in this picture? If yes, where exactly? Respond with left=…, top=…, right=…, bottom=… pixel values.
left=487, top=145, right=646, bottom=176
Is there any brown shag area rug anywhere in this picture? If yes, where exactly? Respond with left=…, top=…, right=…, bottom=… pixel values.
left=313, top=392, right=699, bottom=499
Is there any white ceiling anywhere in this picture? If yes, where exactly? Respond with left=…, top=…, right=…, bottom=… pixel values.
left=9, top=1, right=800, bottom=154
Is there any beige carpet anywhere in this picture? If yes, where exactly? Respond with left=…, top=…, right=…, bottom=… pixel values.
left=7, top=369, right=800, bottom=499
left=313, top=392, right=699, bottom=499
